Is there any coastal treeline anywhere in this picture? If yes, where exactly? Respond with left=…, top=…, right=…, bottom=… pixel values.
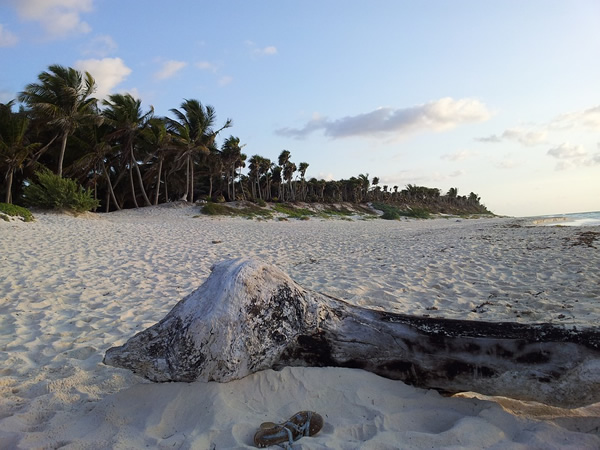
left=1, top=64, right=489, bottom=214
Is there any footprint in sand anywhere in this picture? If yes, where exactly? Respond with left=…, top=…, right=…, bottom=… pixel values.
left=66, top=346, right=97, bottom=360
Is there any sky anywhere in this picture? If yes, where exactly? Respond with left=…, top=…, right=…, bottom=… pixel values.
left=1, top=0, right=599, bottom=217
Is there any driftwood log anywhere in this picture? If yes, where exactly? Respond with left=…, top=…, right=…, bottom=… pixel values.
left=104, top=258, right=600, bottom=408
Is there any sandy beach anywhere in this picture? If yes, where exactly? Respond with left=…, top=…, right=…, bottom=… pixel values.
left=1, top=204, right=599, bottom=449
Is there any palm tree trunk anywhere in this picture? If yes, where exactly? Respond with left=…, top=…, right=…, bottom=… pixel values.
left=5, top=169, right=13, bottom=203
left=102, top=161, right=121, bottom=211
left=154, top=158, right=163, bottom=205
left=231, top=167, right=236, bottom=201
left=129, top=164, right=139, bottom=208
left=164, top=170, right=169, bottom=203
left=182, top=156, right=190, bottom=201
left=105, top=189, right=110, bottom=213
left=131, top=146, right=151, bottom=206
left=190, top=160, right=194, bottom=203
left=57, top=132, right=68, bottom=177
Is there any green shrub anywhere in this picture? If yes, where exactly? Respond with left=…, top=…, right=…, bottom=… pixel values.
left=202, top=202, right=232, bottom=215
left=0, top=202, right=34, bottom=222
left=381, top=210, right=400, bottom=220
left=23, top=169, right=99, bottom=213
left=256, top=198, right=267, bottom=207
left=372, top=202, right=430, bottom=220
left=201, top=201, right=273, bottom=219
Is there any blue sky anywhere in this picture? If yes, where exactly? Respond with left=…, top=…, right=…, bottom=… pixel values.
left=1, top=0, right=599, bottom=216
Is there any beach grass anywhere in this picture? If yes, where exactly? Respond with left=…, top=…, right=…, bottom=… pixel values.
left=371, top=202, right=431, bottom=219
left=201, top=202, right=274, bottom=219
left=0, top=202, right=34, bottom=222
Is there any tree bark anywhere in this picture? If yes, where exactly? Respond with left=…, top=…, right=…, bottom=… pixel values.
left=57, top=132, right=68, bottom=177
left=154, top=157, right=163, bottom=206
left=102, top=161, right=120, bottom=211
left=131, top=146, right=151, bottom=206
left=104, top=258, right=600, bottom=408
left=129, top=164, right=138, bottom=208
left=4, top=169, right=13, bottom=203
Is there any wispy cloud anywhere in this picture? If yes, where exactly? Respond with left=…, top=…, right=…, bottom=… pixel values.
left=74, top=57, right=132, bottom=99
left=477, top=104, right=600, bottom=148
left=13, top=0, right=94, bottom=38
left=493, top=157, right=519, bottom=170
left=154, top=60, right=187, bottom=80
left=81, top=34, right=117, bottom=57
left=0, top=24, right=18, bottom=47
left=546, top=142, right=600, bottom=170
left=476, top=127, right=547, bottom=146
left=441, top=150, right=478, bottom=162
left=277, top=98, right=491, bottom=140
left=218, top=76, right=233, bottom=87
left=196, top=61, right=218, bottom=73
left=550, top=105, right=600, bottom=130
left=245, top=40, right=278, bottom=57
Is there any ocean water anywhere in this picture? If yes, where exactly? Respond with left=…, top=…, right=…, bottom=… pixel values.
left=537, top=211, right=600, bottom=227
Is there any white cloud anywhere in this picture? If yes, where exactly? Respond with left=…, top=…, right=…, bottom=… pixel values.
left=74, top=57, right=132, bottom=99
left=317, top=172, right=335, bottom=181
left=262, top=46, right=278, bottom=55
left=546, top=143, right=600, bottom=170
left=551, top=105, right=600, bottom=130
left=154, top=60, right=187, bottom=80
left=441, top=150, right=477, bottom=161
left=196, top=61, right=218, bottom=73
left=450, top=170, right=466, bottom=177
left=218, top=76, right=233, bottom=86
left=502, top=128, right=547, bottom=146
left=13, top=0, right=94, bottom=38
left=81, top=34, right=117, bottom=57
left=477, top=127, right=547, bottom=146
left=0, top=24, right=18, bottom=47
left=245, top=40, right=278, bottom=57
left=547, top=143, right=587, bottom=159
left=277, top=97, right=491, bottom=140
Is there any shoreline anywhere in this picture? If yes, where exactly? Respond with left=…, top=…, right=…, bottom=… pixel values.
left=1, top=207, right=599, bottom=448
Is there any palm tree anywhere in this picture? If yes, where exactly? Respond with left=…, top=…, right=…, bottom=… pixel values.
left=102, top=93, right=154, bottom=207
left=139, top=117, right=174, bottom=205
left=67, top=121, right=121, bottom=211
left=220, top=136, right=245, bottom=201
left=168, top=99, right=231, bottom=203
left=18, top=64, right=98, bottom=177
left=248, top=154, right=262, bottom=200
left=0, top=101, right=40, bottom=203
left=298, top=162, right=309, bottom=201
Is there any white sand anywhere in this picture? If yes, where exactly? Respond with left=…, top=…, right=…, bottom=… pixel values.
left=1, top=204, right=599, bottom=449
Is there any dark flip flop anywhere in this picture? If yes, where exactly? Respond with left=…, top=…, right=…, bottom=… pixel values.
left=254, top=410, right=324, bottom=448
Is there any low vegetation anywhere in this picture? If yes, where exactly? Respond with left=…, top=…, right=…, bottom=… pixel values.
left=371, top=202, right=431, bottom=220
left=0, top=202, right=34, bottom=222
left=23, top=169, right=99, bottom=213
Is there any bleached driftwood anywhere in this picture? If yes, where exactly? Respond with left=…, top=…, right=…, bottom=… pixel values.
left=104, top=258, right=600, bottom=408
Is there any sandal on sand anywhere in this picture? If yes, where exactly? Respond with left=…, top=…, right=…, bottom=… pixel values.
left=254, top=411, right=324, bottom=448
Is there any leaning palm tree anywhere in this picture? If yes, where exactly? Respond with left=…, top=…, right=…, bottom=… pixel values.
left=167, top=99, right=231, bottom=203
left=0, top=101, right=41, bottom=203
left=220, top=136, right=245, bottom=201
left=18, top=64, right=98, bottom=177
left=102, top=93, right=154, bottom=208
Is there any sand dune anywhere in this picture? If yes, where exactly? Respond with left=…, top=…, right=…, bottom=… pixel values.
left=1, top=204, right=599, bottom=448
